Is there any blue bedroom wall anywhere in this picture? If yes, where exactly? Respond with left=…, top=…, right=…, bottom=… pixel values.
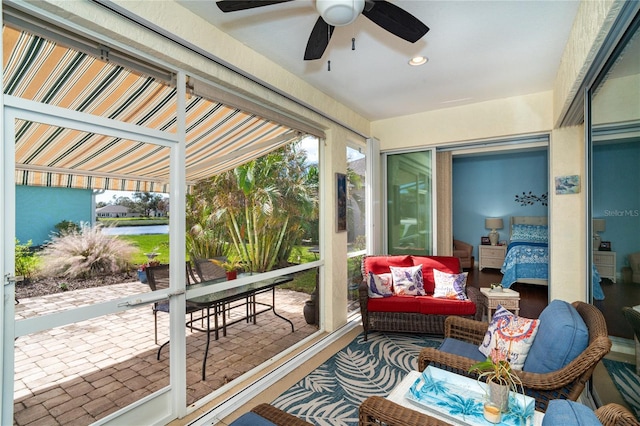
left=16, top=186, right=93, bottom=246
left=452, top=150, right=548, bottom=259
left=593, top=140, right=640, bottom=274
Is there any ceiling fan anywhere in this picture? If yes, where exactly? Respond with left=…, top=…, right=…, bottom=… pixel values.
left=216, top=0, right=429, bottom=60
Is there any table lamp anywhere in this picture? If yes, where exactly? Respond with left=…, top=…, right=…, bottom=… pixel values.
left=593, top=219, right=606, bottom=250
left=485, top=217, right=504, bottom=246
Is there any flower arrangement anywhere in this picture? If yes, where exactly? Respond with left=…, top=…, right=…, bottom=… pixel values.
left=490, top=283, right=503, bottom=292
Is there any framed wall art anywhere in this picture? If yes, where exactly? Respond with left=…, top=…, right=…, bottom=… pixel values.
left=336, top=172, right=347, bottom=232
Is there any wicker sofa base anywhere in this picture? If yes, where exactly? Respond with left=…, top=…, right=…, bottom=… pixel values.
left=363, top=310, right=474, bottom=339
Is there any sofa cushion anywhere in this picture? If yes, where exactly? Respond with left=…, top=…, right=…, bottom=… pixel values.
left=541, top=400, right=601, bottom=426
left=523, top=300, right=589, bottom=374
left=412, top=256, right=460, bottom=294
left=438, top=337, right=487, bottom=362
left=229, top=412, right=276, bottom=426
left=416, top=296, right=476, bottom=316
left=433, top=269, right=468, bottom=300
left=479, top=305, right=539, bottom=370
left=368, top=296, right=421, bottom=313
left=390, top=265, right=425, bottom=295
left=363, top=255, right=413, bottom=276
left=367, top=272, right=393, bottom=298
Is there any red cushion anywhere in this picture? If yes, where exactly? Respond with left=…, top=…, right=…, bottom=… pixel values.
left=363, top=255, right=413, bottom=276
left=416, top=296, right=476, bottom=316
left=412, top=256, right=461, bottom=294
left=368, top=296, right=420, bottom=313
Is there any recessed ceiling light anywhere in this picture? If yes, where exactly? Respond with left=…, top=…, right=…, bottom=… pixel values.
left=409, top=56, right=428, bottom=66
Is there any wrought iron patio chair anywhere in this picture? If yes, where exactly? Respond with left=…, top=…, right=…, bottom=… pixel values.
left=145, top=264, right=202, bottom=345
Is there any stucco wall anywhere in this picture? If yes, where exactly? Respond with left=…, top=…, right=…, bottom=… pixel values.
left=371, top=91, right=553, bottom=150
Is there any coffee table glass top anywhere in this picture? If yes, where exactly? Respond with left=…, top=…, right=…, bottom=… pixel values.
left=387, top=368, right=542, bottom=426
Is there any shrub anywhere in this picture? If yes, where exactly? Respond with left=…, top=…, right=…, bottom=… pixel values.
left=54, top=220, right=81, bottom=236
left=15, top=239, right=39, bottom=279
left=39, top=224, right=137, bottom=278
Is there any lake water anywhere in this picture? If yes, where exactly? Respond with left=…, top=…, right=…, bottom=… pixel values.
left=101, top=225, right=169, bottom=235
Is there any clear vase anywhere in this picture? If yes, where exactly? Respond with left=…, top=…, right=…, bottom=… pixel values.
left=488, top=381, right=510, bottom=412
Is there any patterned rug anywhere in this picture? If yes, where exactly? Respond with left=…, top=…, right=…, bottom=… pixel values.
left=271, top=332, right=442, bottom=426
left=602, top=358, right=640, bottom=420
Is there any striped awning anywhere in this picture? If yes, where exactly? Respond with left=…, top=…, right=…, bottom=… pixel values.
left=3, top=25, right=302, bottom=192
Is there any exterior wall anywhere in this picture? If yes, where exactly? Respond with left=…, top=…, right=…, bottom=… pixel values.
left=15, top=186, right=92, bottom=246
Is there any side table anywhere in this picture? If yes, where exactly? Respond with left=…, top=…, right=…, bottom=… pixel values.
left=480, top=287, right=520, bottom=322
left=478, top=245, right=507, bottom=271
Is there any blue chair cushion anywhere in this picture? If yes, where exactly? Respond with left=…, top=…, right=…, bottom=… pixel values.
left=438, top=337, right=487, bottom=362
left=523, top=300, right=589, bottom=373
left=541, top=400, right=601, bottom=425
left=229, top=412, right=276, bottom=426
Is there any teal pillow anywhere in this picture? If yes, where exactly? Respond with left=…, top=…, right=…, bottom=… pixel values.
left=523, top=300, right=589, bottom=373
left=542, top=400, right=601, bottom=425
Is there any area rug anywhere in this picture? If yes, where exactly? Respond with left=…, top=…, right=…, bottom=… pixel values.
left=271, top=332, right=442, bottom=426
left=602, top=358, right=640, bottom=420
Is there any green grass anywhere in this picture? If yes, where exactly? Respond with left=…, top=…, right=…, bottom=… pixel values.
left=119, top=234, right=170, bottom=266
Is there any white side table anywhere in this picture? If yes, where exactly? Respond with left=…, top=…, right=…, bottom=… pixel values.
left=480, top=287, right=520, bottom=322
left=593, top=251, right=616, bottom=283
left=478, top=245, right=507, bottom=271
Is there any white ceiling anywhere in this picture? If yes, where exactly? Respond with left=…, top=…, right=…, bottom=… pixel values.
left=176, top=0, right=581, bottom=121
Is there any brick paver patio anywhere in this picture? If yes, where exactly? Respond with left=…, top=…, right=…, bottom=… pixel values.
left=13, top=281, right=317, bottom=425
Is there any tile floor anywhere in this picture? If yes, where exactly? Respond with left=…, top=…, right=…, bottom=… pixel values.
left=13, top=282, right=317, bottom=425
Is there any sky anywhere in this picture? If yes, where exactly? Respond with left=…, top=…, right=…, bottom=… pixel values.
left=96, top=137, right=320, bottom=204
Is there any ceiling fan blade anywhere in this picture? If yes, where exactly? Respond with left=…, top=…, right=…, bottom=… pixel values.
left=216, top=0, right=293, bottom=13
left=362, top=0, right=429, bottom=43
left=304, top=17, right=335, bottom=61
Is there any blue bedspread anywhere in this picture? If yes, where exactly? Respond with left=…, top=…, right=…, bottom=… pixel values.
left=500, top=242, right=548, bottom=288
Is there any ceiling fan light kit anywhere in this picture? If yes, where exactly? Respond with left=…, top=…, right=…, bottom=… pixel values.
left=216, top=0, right=429, bottom=60
left=316, top=0, right=364, bottom=26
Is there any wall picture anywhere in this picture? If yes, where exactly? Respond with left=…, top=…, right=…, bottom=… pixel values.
left=336, top=173, right=347, bottom=232
left=555, top=175, right=580, bottom=194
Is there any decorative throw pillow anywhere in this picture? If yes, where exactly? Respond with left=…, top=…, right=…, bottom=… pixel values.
left=479, top=305, right=540, bottom=370
left=367, top=272, right=394, bottom=298
left=510, top=224, right=548, bottom=243
left=433, top=269, right=468, bottom=300
left=389, top=265, right=425, bottom=296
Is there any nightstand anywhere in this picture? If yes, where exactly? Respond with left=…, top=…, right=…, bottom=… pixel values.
left=480, top=287, right=520, bottom=322
left=479, top=245, right=507, bottom=271
left=593, top=251, right=616, bottom=283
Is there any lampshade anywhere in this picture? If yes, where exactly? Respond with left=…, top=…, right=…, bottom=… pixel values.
left=485, top=218, right=504, bottom=230
left=316, top=0, right=365, bottom=26
left=593, top=219, right=606, bottom=233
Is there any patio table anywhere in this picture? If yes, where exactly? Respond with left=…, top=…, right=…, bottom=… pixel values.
left=176, top=274, right=295, bottom=380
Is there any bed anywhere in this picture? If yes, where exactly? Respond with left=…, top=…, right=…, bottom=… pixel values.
left=500, top=216, right=549, bottom=288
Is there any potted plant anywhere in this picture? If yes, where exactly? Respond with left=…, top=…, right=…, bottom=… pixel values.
left=214, top=259, right=242, bottom=280
left=469, top=346, right=524, bottom=412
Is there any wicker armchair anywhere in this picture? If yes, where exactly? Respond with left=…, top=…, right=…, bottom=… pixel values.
left=594, top=403, right=639, bottom=426
left=247, top=403, right=312, bottom=425
left=359, top=397, right=638, bottom=426
left=418, top=301, right=612, bottom=412
left=359, top=396, right=450, bottom=426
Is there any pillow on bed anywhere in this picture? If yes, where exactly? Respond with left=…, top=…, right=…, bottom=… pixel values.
left=433, top=269, right=468, bottom=300
left=389, top=265, right=425, bottom=296
left=510, top=224, right=548, bottom=243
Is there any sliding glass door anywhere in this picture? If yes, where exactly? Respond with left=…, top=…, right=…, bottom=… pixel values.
left=385, top=150, right=434, bottom=255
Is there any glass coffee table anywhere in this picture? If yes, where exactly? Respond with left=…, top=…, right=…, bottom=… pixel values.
left=386, top=367, right=544, bottom=425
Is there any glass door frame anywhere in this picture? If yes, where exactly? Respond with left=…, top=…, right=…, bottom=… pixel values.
left=1, top=72, right=189, bottom=424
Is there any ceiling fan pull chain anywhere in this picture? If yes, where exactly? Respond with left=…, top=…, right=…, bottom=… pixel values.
left=352, top=37, right=356, bottom=51
left=328, top=60, right=331, bottom=72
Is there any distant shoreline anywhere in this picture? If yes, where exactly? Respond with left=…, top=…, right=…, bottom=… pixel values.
left=97, top=218, right=169, bottom=227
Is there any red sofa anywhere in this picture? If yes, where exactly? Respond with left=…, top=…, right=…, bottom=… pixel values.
left=359, top=255, right=481, bottom=340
